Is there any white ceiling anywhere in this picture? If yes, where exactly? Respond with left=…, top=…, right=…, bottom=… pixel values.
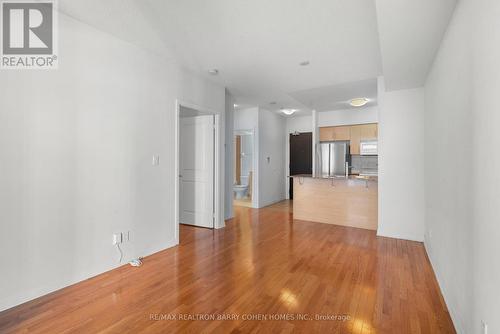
left=290, top=78, right=378, bottom=112
left=58, top=1, right=174, bottom=59
left=141, top=0, right=384, bottom=115
left=58, top=0, right=457, bottom=114
left=375, top=0, right=457, bottom=91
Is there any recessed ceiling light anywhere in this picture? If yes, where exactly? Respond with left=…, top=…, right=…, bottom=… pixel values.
left=281, top=108, right=298, bottom=115
left=350, top=98, right=369, bottom=107
left=234, top=104, right=239, bottom=108
left=208, top=69, right=219, bottom=75
left=299, top=61, right=310, bottom=66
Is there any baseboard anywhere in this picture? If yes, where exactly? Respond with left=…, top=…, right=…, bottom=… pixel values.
left=376, top=230, right=424, bottom=242
left=257, top=197, right=286, bottom=209
left=215, top=218, right=226, bottom=229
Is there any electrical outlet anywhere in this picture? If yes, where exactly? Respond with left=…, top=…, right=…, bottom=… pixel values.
left=482, top=321, right=488, bottom=334
left=112, top=233, right=122, bottom=245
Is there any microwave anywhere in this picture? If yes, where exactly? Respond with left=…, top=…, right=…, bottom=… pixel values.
left=360, top=140, right=378, bottom=156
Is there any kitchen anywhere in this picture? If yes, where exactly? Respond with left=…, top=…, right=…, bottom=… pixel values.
left=289, top=120, right=379, bottom=231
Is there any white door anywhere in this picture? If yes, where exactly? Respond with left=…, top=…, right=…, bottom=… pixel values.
left=179, top=115, right=215, bottom=228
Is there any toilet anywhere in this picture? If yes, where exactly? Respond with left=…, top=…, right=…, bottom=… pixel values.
left=233, top=184, right=248, bottom=199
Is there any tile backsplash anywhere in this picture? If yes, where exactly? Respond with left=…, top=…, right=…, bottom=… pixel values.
left=351, top=155, right=378, bottom=174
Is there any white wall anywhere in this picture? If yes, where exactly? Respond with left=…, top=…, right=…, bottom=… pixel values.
left=424, top=0, right=500, bottom=332
left=312, top=111, right=319, bottom=177
left=285, top=116, right=312, bottom=199
left=0, top=13, right=225, bottom=311
left=286, top=115, right=313, bottom=133
left=318, top=106, right=378, bottom=127
left=224, top=90, right=235, bottom=220
left=258, top=109, right=286, bottom=207
left=234, top=107, right=259, bottom=130
left=424, top=3, right=473, bottom=332
left=377, top=80, right=425, bottom=242
left=471, top=1, right=500, bottom=332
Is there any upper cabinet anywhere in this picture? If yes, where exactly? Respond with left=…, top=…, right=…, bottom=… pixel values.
left=350, top=125, right=362, bottom=155
left=360, top=123, right=378, bottom=139
left=319, top=127, right=334, bottom=142
left=319, top=126, right=350, bottom=141
left=319, top=123, right=378, bottom=155
left=333, top=126, right=351, bottom=141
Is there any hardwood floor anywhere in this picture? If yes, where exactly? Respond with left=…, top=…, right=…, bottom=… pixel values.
left=0, top=202, right=455, bottom=333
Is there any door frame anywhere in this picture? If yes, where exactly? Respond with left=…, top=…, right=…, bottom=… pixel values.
left=174, top=100, right=221, bottom=245
left=234, top=129, right=258, bottom=208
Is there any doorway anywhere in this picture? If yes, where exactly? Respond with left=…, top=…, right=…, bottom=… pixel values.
left=289, top=132, right=313, bottom=199
left=175, top=102, right=221, bottom=244
left=233, top=130, right=255, bottom=208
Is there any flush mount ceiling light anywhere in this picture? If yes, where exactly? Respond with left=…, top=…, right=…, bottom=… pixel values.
left=299, top=60, right=310, bottom=66
left=281, top=108, right=298, bottom=115
left=208, top=69, right=219, bottom=75
left=234, top=104, right=239, bottom=108
left=350, top=98, right=369, bottom=107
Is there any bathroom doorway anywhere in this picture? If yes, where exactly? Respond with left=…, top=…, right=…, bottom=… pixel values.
left=233, top=130, right=256, bottom=208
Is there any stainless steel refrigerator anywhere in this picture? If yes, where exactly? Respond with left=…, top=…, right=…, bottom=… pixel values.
left=319, top=141, right=349, bottom=177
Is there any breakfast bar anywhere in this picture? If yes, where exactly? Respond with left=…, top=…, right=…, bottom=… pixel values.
left=291, top=175, right=378, bottom=230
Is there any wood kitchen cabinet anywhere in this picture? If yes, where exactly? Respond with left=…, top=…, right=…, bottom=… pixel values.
left=360, top=123, right=378, bottom=139
left=319, top=124, right=378, bottom=154
left=332, top=126, right=351, bottom=140
left=351, top=124, right=378, bottom=154
left=319, top=127, right=334, bottom=141
left=349, top=125, right=362, bottom=155
left=319, top=126, right=350, bottom=141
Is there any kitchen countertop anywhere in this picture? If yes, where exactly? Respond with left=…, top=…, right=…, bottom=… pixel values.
left=289, top=174, right=378, bottom=181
